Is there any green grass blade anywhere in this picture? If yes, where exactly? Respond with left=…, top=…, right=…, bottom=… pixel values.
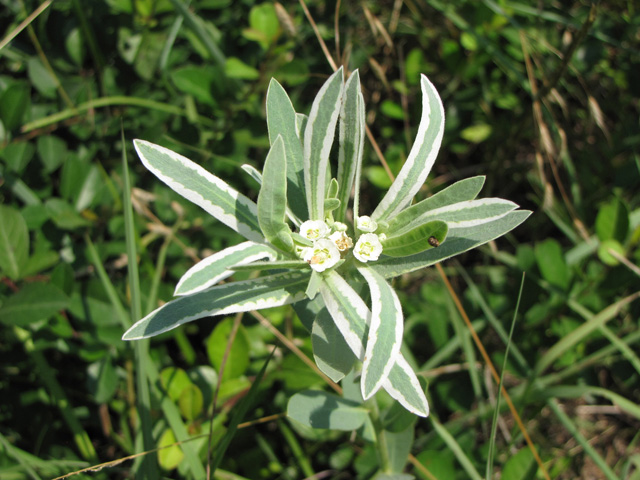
left=486, top=273, right=525, bottom=479
left=372, top=75, right=445, bottom=223
left=430, top=415, right=483, bottom=480
left=123, top=271, right=310, bottom=340
left=122, top=131, right=157, bottom=479
left=266, top=79, right=307, bottom=222
left=210, top=350, right=275, bottom=474
left=304, top=67, right=344, bottom=220
left=546, top=398, right=619, bottom=480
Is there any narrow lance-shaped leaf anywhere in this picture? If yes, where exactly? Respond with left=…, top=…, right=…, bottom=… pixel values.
left=257, top=135, right=294, bottom=253
left=371, top=210, right=532, bottom=279
left=387, top=176, right=486, bottom=232
left=311, top=307, right=357, bottom=383
left=358, top=266, right=404, bottom=400
left=320, top=271, right=429, bottom=416
left=174, top=241, right=278, bottom=296
left=381, top=220, right=448, bottom=257
left=353, top=90, right=366, bottom=221
left=122, top=271, right=310, bottom=340
left=304, top=67, right=344, bottom=220
left=372, top=75, right=445, bottom=223
left=266, top=79, right=307, bottom=221
left=392, top=198, right=518, bottom=235
left=133, top=140, right=263, bottom=243
left=336, top=69, right=364, bottom=223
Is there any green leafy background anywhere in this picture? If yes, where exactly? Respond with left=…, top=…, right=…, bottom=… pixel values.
left=1, top=1, right=639, bottom=479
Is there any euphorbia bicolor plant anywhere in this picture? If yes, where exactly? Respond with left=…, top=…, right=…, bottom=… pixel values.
left=123, top=68, right=529, bottom=417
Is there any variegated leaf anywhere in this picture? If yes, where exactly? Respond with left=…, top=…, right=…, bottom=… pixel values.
left=372, top=75, right=445, bottom=223
left=174, top=241, right=278, bottom=296
left=304, top=67, right=344, bottom=220
left=381, top=220, right=448, bottom=257
left=387, top=176, right=486, bottom=232
left=319, top=270, right=429, bottom=416
left=336, top=69, right=364, bottom=223
left=371, top=210, right=532, bottom=279
left=266, top=79, right=307, bottom=221
left=357, top=266, right=403, bottom=400
left=122, top=271, right=310, bottom=340
left=134, top=140, right=263, bottom=243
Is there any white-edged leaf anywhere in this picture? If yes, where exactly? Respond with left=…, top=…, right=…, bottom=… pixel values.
left=312, top=307, right=357, bottom=382
left=230, top=259, right=309, bottom=271
left=134, top=140, right=263, bottom=243
left=257, top=136, right=294, bottom=252
left=266, top=79, right=307, bottom=221
left=393, top=198, right=518, bottom=235
left=353, top=91, right=366, bottom=220
left=319, top=270, right=369, bottom=359
left=372, top=75, right=445, bottom=222
left=388, top=176, right=486, bottom=232
left=371, top=210, right=532, bottom=279
left=304, top=67, right=344, bottom=220
left=358, top=266, right=403, bottom=400
left=336, top=69, right=364, bottom=223
left=123, top=271, right=310, bottom=340
left=383, top=354, right=429, bottom=417
left=174, top=241, right=278, bottom=296
left=320, top=271, right=429, bottom=416
left=295, top=113, right=307, bottom=138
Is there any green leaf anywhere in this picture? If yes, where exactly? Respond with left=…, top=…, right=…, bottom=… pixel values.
left=385, top=424, right=415, bottom=474
left=37, top=135, right=68, bottom=173
left=122, top=271, right=310, bottom=340
left=381, top=220, right=448, bottom=257
left=27, top=58, right=57, bottom=98
left=371, top=210, right=531, bottom=279
left=45, top=198, right=92, bottom=230
left=337, top=70, right=365, bottom=223
left=597, top=239, right=625, bottom=266
left=87, top=356, right=119, bottom=404
left=160, top=367, right=193, bottom=401
left=0, top=82, right=30, bottom=130
left=358, top=266, right=404, bottom=399
left=244, top=3, right=280, bottom=49
left=372, top=75, right=445, bottom=223
left=266, top=79, right=307, bottom=223
left=258, top=136, right=294, bottom=252
left=174, top=241, right=277, bottom=296
left=0, top=140, right=35, bottom=174
left=535, top=239, right=570, bottom=290
left=0, top=205, right=29, bottom=280
left=0, top=283, right=69, bottom=327
left=311, top=307, right=357, bottom=382
left=158, top=429, right=184, bottom=471
left=383, top=355, right=429, bottom=417
left=595, top=197, right=629, bottom=243
left=178, top=384, right=204, bottom=421
left=224, top=57, right=260, bottom=80
left=133, top=139, right=264, bottom=243
left=287, top=390, right=369, bottom=430
left=387, top=176, right=486, bottom=233
left=170, top=66, right=220, bottom=106
left=206, top=317, right=250, bottom=379
left=304, top=68, right=344, bottom=220
left=500, top=448, right=536, bottom=480
left=460, top=124, right=492, bottom=143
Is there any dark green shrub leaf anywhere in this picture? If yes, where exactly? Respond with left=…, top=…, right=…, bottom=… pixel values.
left=534, top=239, right=570, bottom=290
left=0, top=205, right=29, bottom=280
left=0, top=282, right=69, bottom=327
left=0, top=82, right=30, bottom=130
left=178, top=384, right=204, bottom=421
left=595, top=197, right=629, bottom=243
left=287, top=390, right=368, bottom=430
left=206, top=318, right=250, bottom=380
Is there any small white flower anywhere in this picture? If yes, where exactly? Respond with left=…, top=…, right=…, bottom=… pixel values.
left=303, top=238, right=340, bottom=272
left=329, top=231, right=353, bottom=251
left=356, top=216, right=378, bottom=233
left=354, top=233, right=383, bottom=262
left=299, top=220, right=330, bottom=240
left=333, top=221, right=348, bottom=232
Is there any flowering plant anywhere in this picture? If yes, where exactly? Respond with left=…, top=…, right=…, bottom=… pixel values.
left=123, top=68, right=529, bottom=418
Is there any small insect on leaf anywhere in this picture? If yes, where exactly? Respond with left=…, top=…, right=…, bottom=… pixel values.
left=428, top=236, right=440, bottom=247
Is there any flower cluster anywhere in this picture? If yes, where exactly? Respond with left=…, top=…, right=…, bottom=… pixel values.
left=298, top=216, right=384, bottom=272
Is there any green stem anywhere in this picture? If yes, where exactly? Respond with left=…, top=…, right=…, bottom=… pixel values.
left=368, top=398, right=392, bottom=473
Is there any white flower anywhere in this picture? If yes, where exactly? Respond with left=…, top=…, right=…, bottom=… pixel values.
left=356, top=215, right=378, bottom=233
left=354, top=233, right=383, bottom=262
left=329, top=231, right=353, bottom=251
left=299, top=220, right=330, bottom=240
left=303, top=238, right=341, bottom=272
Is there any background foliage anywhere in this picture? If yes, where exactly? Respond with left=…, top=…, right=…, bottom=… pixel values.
left=1, top=0, right=639, bottom=478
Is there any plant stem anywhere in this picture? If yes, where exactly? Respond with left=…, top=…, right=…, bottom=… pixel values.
left=367, top=397, right=392, bottom=473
